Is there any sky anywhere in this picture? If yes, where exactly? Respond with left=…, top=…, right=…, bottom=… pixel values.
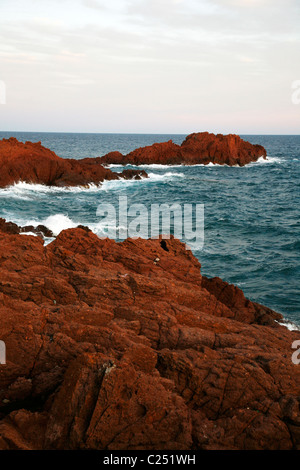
left=0, top=0, right=299, bottom=134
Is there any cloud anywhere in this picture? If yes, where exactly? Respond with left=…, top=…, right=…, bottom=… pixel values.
left=82, top=0, right=106, bottom=9
left=0, top=0, right=299, bottom=133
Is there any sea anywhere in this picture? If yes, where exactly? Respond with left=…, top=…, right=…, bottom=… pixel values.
left=0, top=132, right=299, bottom=327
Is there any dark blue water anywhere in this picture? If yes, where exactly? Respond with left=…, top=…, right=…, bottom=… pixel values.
left=0, top=132, right=299, bottom=325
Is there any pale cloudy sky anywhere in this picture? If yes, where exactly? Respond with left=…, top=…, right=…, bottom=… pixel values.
left=0, top=0, right=299, bottom=133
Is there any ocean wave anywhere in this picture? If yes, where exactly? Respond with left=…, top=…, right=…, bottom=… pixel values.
left=205, top=156, right=282, bottom=167
left=5, top=212, right=173, bottom=240
left=106, top=162, right=231, bottom=168
left=0, top=213, right=75, bottom=241
left=246, top=155, right=282, bottom=166
left=147, top=171, right=184, bottom=180
left=105, top=156, right=281, bottom=169
left=21, top=214, right=77, bottom=236
left=105, top=163, right=185, bottom=169
left=5, top=213, right=142, bottom=242
left=0, top=173, right=184, bottom=200
left=278, top=320, right=300, bottom=331
left=0, top=181, right=101, bottom=200
left=100, top=172, right=184, bottom=191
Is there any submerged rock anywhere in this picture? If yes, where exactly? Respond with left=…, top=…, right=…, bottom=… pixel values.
left=99, top=132, right=267, bottom=166
left=0, top=226, right=299, bottom=450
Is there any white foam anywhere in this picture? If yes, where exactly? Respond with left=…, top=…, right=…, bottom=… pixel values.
left=0, top=185, right=32, bottom=201
left=23, top=214, right=77, bottom=236
left=19, top=231, right=38, bottom=237
left=147, top=172, right=184, bottom=180
left=278, top=321, right=300, bottom=331
left=0, top=181, right=100, bottom=200
left=206, top=162, right=230, bottom=167
left=0, top=172, right=184, bottom=199
left=247, top=155, right=282, bottom=166
left=100, top=172, right=184, bottom=191
left=105, top=155, right=282, bottom=168
left=105, top=163, right=185, bottom=169
left=6, top=213, right=130, bottom=240
left=204, top=155, right=282, bottom=168
left=10, top=181, right=101, bottom=193
left=106, top=162, right=222, bottom=168
left=205, top=156, right=280, bottom=167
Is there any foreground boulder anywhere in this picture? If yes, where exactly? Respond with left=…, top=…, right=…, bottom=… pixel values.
left=99, top=132, right=267, bottom=166
left=0, top=226, right=299, bottom=450
left=0, top=138, right=147, bottom=188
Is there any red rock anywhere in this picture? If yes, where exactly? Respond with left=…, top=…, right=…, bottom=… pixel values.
left=0, top=138, right=147, bottom=188
left=179, top=132, right=267, bottom=166
left=0, top=226, right=299, bottom=450
left=0, top=218, right=20, bottom=235
left=0, top=218, right=53, bottom=238
left=201, top=276, right=283, bottom=325
left=119, top=168, right=148, bottom=180
left=99, top=132, right=267, bottom=166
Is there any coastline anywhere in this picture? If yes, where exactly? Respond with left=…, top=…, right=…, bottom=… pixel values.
left=0, top=134, right=299, bottom=450
left=0, top=226, right=299, bottom=450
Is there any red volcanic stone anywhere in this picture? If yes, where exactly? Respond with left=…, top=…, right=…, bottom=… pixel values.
left=0, top=217, right=53, bottom=238
left=126, top=140, right=182, bottom=166
left=0, top=138, right=147, bottom=188
left=0, top=218, right=20, bottom=235
left=180, top=133, right=267, bottom=166
left=0, top=227, right=299, bottom=450
left=201, top=276, right=283, bottom=325
left=119, top=169, right=148, bottom=180
left=99, top=132, right=267, bottom=166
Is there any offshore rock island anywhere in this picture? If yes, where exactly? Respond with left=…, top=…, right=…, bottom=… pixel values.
left=0, top=138, right=147, bottom=188
left=99, top=132, right=267, bottom=167
left=0, top=226, right=299, bottom=450
left=0, top=132, right=267, bottom=191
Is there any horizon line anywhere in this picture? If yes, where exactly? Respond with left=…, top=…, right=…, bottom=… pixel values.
left=1, top=130, right=300, bottom=136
